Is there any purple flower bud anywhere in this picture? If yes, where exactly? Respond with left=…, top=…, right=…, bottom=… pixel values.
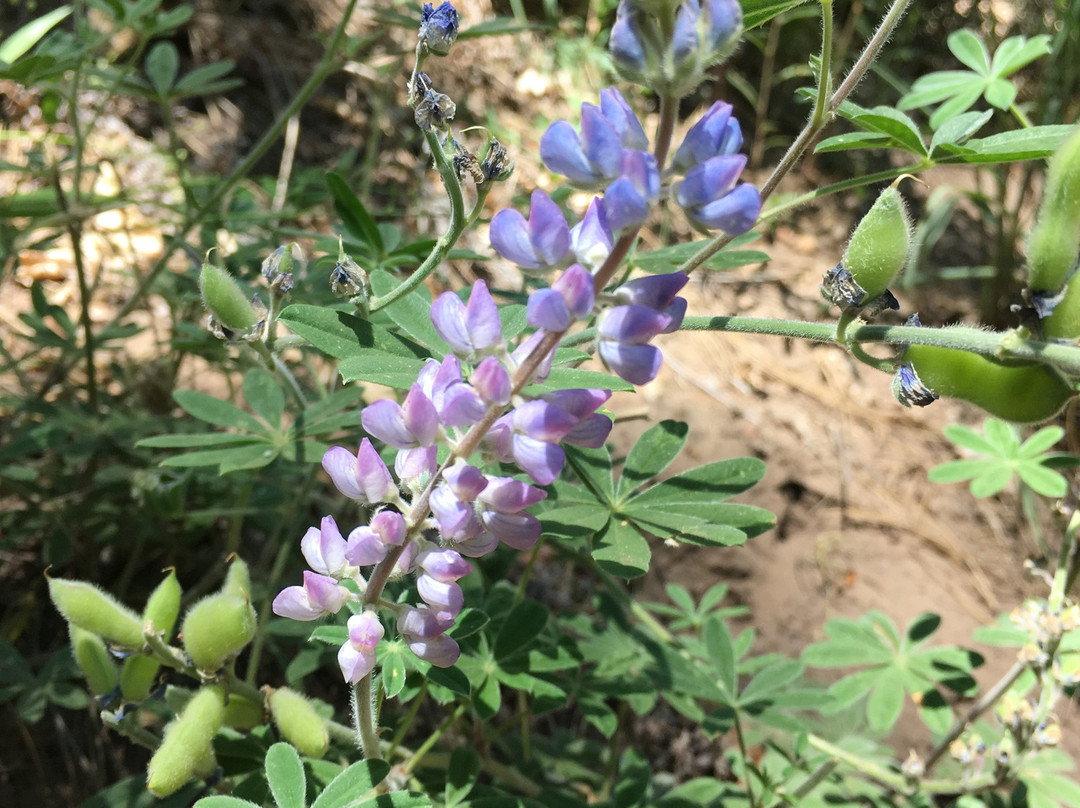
left=347, top=611, right=384, bottom=651
left=273, top=571, right=348, bottom=621
left=395, top=445, right=438, bottom=482
left=675, top=156, right=761, bottom=235
left=614, top=271, right=689, bottom=311
left=489, top=190, right=571, bottom=271
left=431, top=280, right=504, bottom=357
left=419, top=547, right=473, bottom=582
left=346, top=526, right=388, bottom=566
left=417, top=574, right=464, bottom=619
left=672, top=2, right=700, bottom=65
left=599, top=305, right=673, bottom=345
left=395, top=541, right=419, bottom=575
left=338, top=641, right=377, bottom=683
left=471, top=356, right=511, bottom=405
left=408, top=633, right=460, bottom=667
left=571, top=198, right=614, bottom=270
left=397, top=604, right=454, bottom=640
left=672, top=101, right=743, bottom=172
left=322, top=439, right=395, bottom=503
left=598, top=88, right=649, bottom=151
left=477, top=477, right=547, bottom=513
left=444, top=462, right=489, bottom=500
left=371, top=510, right=407, bottom=546
left=610, top=2, right=648, bottom=75
left=703, top=0, right=741, bottom=54
left=438, top=382, right=486, bottom=427
left=480, top=509, right=542, bottom=551
left=301, top=516, right=348, bottom=578
left=598, top=340, right=664, bottom=385
left=418, top=2, right=458, bottom=56
left=604, top=151, right=660, bottom=231
left=564, top=412, right=613, bottom=448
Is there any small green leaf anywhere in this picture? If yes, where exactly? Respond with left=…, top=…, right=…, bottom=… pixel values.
left=339, top=350, right=427, bottom=389
left=195, top=798, right=263, bottom=808
left=1018, top=426, right=1065, bottom=458
left=326, top=172, right=383, bottom=254
left=617, top=420, right=689, bottom=500
left=137, top=433, right=263, bottom=449
left=866, top=668, right=906, bottom=731
left=380, top=645, right=408, bottom=699
left=445, top=747, right=479, bottom=806
left=815, top=132, right=895, bottom=154
left=990, top=34, right=1051, bottom=77
left=145, top=41, right=179, bottom=94
left=628, top=457, right=766, bottom=506
left=928, top=459, right=989, bottom=483
left=592, top=518, right=650, bottom=578
left=494, top=601, right=549, bottom=662
left=310, top=759, right=391, bottom=808
left=1016, top=464, right=1068, bottom=498
left=946, top=125, right=1075, bottom=163
left=173, top=390, right=268, bottom=434
left=929, top=110, right=992, bottom=155
left=368, top=269, right=450, bottom=356
left=900, top=70, right=980, bottom=111
left=160, top=442, right=277, bottom=471
left=265, top=743, right=306, bottom=808
left=243, top=367, right=285, bottom=429
left=279, top=304, right=427, bottom=361
left=948, top=30, right=991, bottom=75
left=742, top=0, right=812, bottom=29
left=740, top=659, right=803, bottom=705
left=969, top=466, right=1013, bottom=497
left=703, top=616, right=737, bottom=699
left=984, top=77, right=1017, bottom=110
left=0, top=5, right=71, bottom=64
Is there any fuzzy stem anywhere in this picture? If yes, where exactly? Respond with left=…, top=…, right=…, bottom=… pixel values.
left=654, top=94, right=679, bottom=170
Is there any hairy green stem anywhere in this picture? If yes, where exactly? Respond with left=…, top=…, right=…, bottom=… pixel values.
left=812, top=0, right=835, bottom=128
left=369, top=128, right=467, bottom=312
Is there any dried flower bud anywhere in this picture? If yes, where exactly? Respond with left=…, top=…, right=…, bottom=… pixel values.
left=419, top=2, right=459, bottom=57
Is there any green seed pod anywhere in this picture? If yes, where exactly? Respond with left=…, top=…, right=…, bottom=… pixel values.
left=222, top=555, right=252, bottom=601
left=837, top=184, right=912, bottom=306
left=1027, top=126, right=1080, bottom=293
left=146, top=685, right=225, bottom=797
left=223, top=691, right=266, bottom=730
left=69, top=625, right=118, bottom=697
left=145, top=568, right=182, bottom=639
left=181, top=593, right=256, bottom=672
left=903, top=344, right=1075, bottom=424
left=120, top=654, right=160, bottom=702
left=200, top=261, right=257, bottom=331
left=48, top=577, right=144, bottom=649
left=267, top=687, right=329, bottom=758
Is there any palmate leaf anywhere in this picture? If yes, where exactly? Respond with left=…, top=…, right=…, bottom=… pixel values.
left=278, top=303, right=428, bottom=362
left=617, top=420, right=689, bottom=499
left=369, top=269, right=451, bottom=356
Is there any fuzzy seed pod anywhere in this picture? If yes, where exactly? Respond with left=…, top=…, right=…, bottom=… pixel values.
left=902, top=344, right=1075, bottom=424
left=832, top=184, right=912, bottom=308
left=146, top=685, right=225, bottom=796
left=199, top=262, right=258, bottom=331
left=267, top=687, right=329, bottom=758
left=69, top=625, right=118, bottom=697
left=1027, top=126, right=1080, bottom=294
left=222, top=556, right=252, bottom=601
left=49, top=577, right=145, bottom=649
left=120, top=654, right=160, bottom=702
left=144, top=568, right=182, bottom=639
left=181, top=593, right=256, bottom=672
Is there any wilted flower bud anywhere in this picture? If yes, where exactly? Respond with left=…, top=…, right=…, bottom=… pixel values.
left=419, top=2, right=459, bottom=57
left=413, top=72, right=456, bottom=131
left=480, top=137, right=514, bottom=182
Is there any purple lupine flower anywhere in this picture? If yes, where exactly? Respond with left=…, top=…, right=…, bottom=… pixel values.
left=346, top=525, right=388, bottom=566
left=418, top=546, right=473, bottom=582
left=489, top=190, right=571, bottom=271
left=541, top=389, right=613, bottom=449
left=301, top=516, right=348, bottom=578
left=431, top=280, right=504, bottom=358
left=598, top=341, right=664, bottom=385
left=418, top=2, right=458, bottom=56
left=272, top=571, right=348, bottom=621
left=598, top=88, right=649, bottom=151
left=371, top=510, right=406, bottom=545
left=362, top=384, right=439, bottom=449
left=702, top=0, right=742, bottom=55
left=338, top=612, right=384, bottom=683
left=479, top=509, right=543, bottom=551
left=395, top=445, right=438, bottom=482
left=571, top=197, right=614, bottom=270
left=509, top=399, right=582, bottom=485
left=395, top=540, right=419, bottom=575
left=674, top=155, right=761, bottom=234
left=614, top=271, right=689, bottom=333
left=672, top=101, right=744, bottom=172
left=430, top=482, right=485, bottom=542
left=527, top=264, right=595, bottom=332
left=604, top=150, right=660, bottom=231
left=471, top=356, right=511, bottom=405
left=408, top=633, right=461, bottom=667
left=597, top=306, right=676, bottom=385
left=454, top=531, right=500, bottom=558
left=417, top=574, right=464, bottom=619
left=322, top=439, right=396, bottom=503
left=510, top=330, right=556, bottom=382
left=541, top=94, right=644, bottom=187
left=476, top=476, right=547, bottom=512
left=610, top=3, right=649, bottom=77
left=419, top=355, right=486, bottom=427
left=672, top=1, right=699, bottom=64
